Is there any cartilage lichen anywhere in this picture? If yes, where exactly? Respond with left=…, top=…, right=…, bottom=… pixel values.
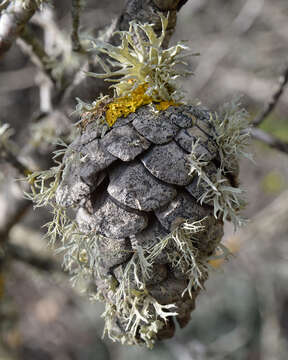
left=78, top=13, right=193, bottom=128
left=87, top=13, right=196, bottom=102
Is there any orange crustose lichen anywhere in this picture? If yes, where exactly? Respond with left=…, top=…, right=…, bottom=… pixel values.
left=105, top=83, right=179, bottom=127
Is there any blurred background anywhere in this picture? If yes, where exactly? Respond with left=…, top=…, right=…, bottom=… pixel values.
left=1, top=0, right=288, bottom=359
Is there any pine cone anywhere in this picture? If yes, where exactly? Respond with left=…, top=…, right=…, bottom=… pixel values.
left=54, top=104, right=235, bottom=346
left=27, top=13, right=250, bottom=348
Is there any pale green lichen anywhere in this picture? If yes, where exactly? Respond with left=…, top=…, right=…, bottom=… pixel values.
left=24, top=12, right=252, bottom=348
left=25, top=143, right=102, bottom=285
left=24, top=143, right=184, bottom=348
left=102, top=257, right=178, bottom=348
left=188, top=101, right=251, bottom=229
left=97, top=216, right=230, bottom=347
left=102, top=289, right=177, bottom=348
left=87, top=13, right=197, bottom=102
left=213, top=99, right=253, bottom=173
left=25, top=136, right=234, bottom=347
left=198, top=168, right=247, bottom=227
left=148, top=218, right=209, bottom=297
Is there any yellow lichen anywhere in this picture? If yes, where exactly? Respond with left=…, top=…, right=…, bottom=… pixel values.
left=106, top=84, right=151, bottom=127
left=155, top=101, right=179, bottom=111
left=105, top=83, right=179, bottom=127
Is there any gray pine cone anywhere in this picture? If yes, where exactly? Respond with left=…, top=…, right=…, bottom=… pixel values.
left=25, top=13, right=251, bottom=348
left=53, top=104, right=234, bottom=346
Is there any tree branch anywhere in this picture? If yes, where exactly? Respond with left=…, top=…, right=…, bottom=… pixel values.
left=250, top=128, right=288, bottom=154
left=0, top=197, right=31, bottom=245
left=0, top=0, right=40, bottom=57
left=252, top=65, right=288, bottom=127
left=6, top=242, right=62, bottom=272
left=0, top=124, right=33, bottom=245
left=18, top=24, right=56, bottom=84
left=0, top=123, right=32, bottom=176
left=0, top=0, right=10, bottom=12
left=71, top=0, right=83, bottom=52
left=247, top=65, right=288, bottom=154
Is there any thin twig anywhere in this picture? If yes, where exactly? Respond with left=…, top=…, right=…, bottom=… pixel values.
left=6, top=242, right=62, bottom=272
left=71, top=0, right=83, bottom=52
left=0, top=122, right=31, bottom=176
left=0, top=0, right=9, bottom=12
left=0, top=198, right=31, bottom=244
left=253, top=65, right=288, bottom=127
left=0, top=124, right=33, bottom=245
left=18, top=24, right=56, bottom=84
left=0, top=0, right=39, bottom=57
left=0, top=148, right=31, bottom=176
left=250, top=128, right=288, bottom=154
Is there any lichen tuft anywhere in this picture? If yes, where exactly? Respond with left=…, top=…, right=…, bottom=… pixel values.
left=86, top=13, right=197, bottom=103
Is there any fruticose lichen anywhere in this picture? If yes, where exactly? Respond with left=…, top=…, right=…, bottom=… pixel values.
left=87, top=13, right=195, bottom=102
left=187, top=100, right=251, bottom=228
left=80, top=12, right=196, bottom=128
left=26, top=14, right=251, bottom=348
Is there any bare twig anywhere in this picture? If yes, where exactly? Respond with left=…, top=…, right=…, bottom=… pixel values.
left=0, top=0, right=9, bottom=12
left=250, top=128, right=288, bottom=154
left=0, top=124, right=31, bottom=176
left=0, top=0, right=40, bottom=57
left=0, top=197, right=31, bottom=244
left=71, top=0, right=83, bottom=52
left=18, top=24, right=56, bottom=84
left=6, top=242, right=62, bottom=272
left=0, top=148, right=30, bottom=176
left=245, top=65, right=288, bottom=154
left=253, top=65, right=288, bottom=127
left=0, top=124, right=32, bottom=244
